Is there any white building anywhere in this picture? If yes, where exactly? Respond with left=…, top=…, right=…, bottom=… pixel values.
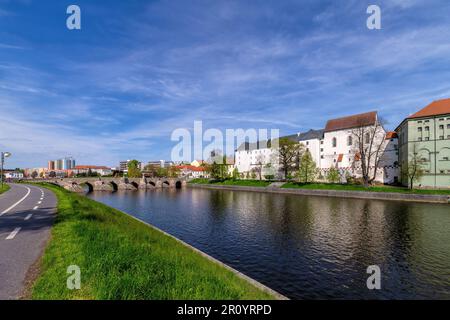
left=176, top=165, right=209, bottom=179
left=4, top=171, right=24, bottom=179
left=234, top=111, right=399, bottom=184
left=319, top=111, right=399, bottom=184
left=72, top=165, right=112, bottom=176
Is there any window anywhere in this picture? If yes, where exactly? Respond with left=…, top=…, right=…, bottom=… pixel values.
left=440, top=136, right=444, bottom=140
left=418, top=127, right=422, bottom=132
left=332, top=137, right=337, bottom=147
left=365, top=133, right=370, bottom=144
left=321, top=155, right=324, bottom=159
left=320, top=148, right=323, bottom=152
left=447, top=124, right=450, bottom=129
left=347, top=136, right=352, bottom=146
left=425, top=120, right=430, bottom=123
left=320, top=140, right=324, bottom=145
left=439, top=125, right=444, bottom=129
left=425, top=126, right=429, bottom=131
left=418, top=120, right=422, bottom=123
left=425, top=137, right=429, bottom=141
left=439, top=118, right=444, bottom=121
left=443, top=157, right=449, bottom=161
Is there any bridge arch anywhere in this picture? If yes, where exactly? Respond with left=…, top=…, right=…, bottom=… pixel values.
left=80, top=182, right=94, bottom=193
left=175, top=181, right=182, bottom=189
left=130, top=181, right=139, bottom=189
left=162, top=181, right=170, bottom=188
left=109, top=181, right=118, bottom=191
left=148, top=181, right=156, bottom=187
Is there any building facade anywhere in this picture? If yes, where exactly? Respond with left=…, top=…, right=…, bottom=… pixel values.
left=396, top=98, right=450, bottom=188
left=234, top=111, right=399, bottom=183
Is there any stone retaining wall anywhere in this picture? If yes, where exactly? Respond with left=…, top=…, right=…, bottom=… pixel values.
left=188, top=184, right=450, bottom=204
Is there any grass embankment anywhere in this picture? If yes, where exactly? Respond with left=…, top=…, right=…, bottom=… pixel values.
left=32, top=183, right=274, bottom=300
left=282, top=183, right=450, bottom=195
left=189, top=179, right=271, bottom=187
left=0, top=184, right=10, bottom=194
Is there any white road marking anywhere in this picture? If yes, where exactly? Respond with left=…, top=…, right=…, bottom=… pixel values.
left=33, top=206, right=38, bottom=210
left=6, top=227, right=21, bottom=240
left=25, top=214, right=32, bottom=221
left=37, top=201, right=42, bottom=204
left=0, top=186, right=31, bottom=216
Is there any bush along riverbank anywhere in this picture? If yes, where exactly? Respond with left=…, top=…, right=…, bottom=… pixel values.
left=188, top=180, right=450, bottom=204
left=282, top=182, right=450, bottom=195
left=31, top=183, right=276, bottom=300
left=189, top=178, right=272, bottom=187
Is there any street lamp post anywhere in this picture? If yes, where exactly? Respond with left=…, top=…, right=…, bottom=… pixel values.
left=1, top=152, right=12, bottom=189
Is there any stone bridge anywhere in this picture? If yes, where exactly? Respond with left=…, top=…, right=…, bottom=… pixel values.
left=42, top=177, right=187, bottom=193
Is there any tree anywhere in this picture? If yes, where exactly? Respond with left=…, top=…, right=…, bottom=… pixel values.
left=351, top=117, right=387, bottom=187
left=232, top=168, right=239, bottom=180
left=297, top=150, right=317, bottom=183
left=401, top=144, right=425, bottom=189
left=31, top=171, right=38, bottom=179
left=127, top=160, right=142, bottom=178
left=253, top=154, right=265, bottom=181
left=275, top=137, right=304, bottom=180
left=167, top=166, right=180, bottom=178
left=327, top=167, right=340, bottom=183
left=209, top=161, right=222, bottom=179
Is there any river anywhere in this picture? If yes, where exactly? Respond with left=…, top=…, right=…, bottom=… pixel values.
left=87, top=187, right=450, bottom=299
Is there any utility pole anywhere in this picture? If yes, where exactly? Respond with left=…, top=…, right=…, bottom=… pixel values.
left=1, top=152, right=12, bottom=188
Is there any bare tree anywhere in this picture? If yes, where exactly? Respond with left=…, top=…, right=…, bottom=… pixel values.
left=401, top=143, right=424, bottom=189
left=253, top=154, right=265, bottom=181
left=351, top=118, right=387, bottom=187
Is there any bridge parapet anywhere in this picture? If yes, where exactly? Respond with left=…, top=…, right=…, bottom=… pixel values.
left=40, top=177, right=186, bottom=192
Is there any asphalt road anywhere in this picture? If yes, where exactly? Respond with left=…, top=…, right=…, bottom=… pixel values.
left=0, top=183, right=56, bottom=300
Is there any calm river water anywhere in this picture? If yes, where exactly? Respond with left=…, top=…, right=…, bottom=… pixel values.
left=87, top=188, right=450, bottom=299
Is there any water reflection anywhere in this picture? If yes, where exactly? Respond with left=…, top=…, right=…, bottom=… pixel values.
left=88, top=188, right=450, bottom=299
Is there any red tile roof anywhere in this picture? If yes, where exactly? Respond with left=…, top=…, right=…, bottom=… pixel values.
left=325, top=111, right=377, bottom=132
left=408, top=98, right=450, bottom=119
left=73, top=165, right=110, bottom=170
left=385, top=131, right=398, bottom=139
left=176, top=165, right=207, bottom=172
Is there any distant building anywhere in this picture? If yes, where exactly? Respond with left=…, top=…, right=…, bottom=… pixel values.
left=396, top=98, right=450, bottom=188
left=176, top=165, right=209, bottom=179
left=71, top=165, right=112, bottom=176
left=51, top=157, right=75, bottom=170
left=4, top=171, right=24, bottom=179
left=146, top=160, right=174, bottom=168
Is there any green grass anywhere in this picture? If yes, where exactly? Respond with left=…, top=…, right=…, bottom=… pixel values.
left=31, top=183, right=274, bottom=300
left=189, top=179, right=271, bottom=187
left=0, top=183, right=10, bottom=194
left=282, top=183, right=450, bottom=195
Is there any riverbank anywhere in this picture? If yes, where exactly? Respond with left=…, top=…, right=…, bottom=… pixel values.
left=31, top=183, right=278, bottom=299
left=189, top=183, right=450, bottom=204
left=0, top=184, right=10, bottom=194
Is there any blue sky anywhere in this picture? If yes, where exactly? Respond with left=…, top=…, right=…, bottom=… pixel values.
left=1, top=0, right=450, bottom=168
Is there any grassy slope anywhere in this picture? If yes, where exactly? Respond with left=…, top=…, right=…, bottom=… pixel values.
left=189, top=179, right=271, bottom=187
left=0, top=184, right=10, bottom=194
left=282, top=183, right=450, bottom=195
left=32, top=183, right=274, bottom=300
